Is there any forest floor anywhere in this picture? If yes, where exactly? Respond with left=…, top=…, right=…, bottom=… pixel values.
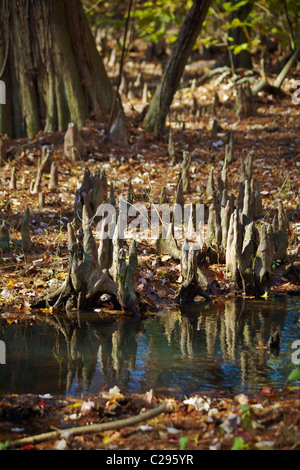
left=0, top=49, right=300, bottom=450
left=0, top=386, right=300, bottom=450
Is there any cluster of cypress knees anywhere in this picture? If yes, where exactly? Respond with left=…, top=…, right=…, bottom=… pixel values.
left=0, top=123, right=291, bottom=315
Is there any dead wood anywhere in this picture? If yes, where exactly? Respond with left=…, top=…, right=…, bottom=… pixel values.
left=31, top=147, right=51, bottom=194
left=7, top=402, right=169, bottom=450
left=235, top=82, right=256, bottom=119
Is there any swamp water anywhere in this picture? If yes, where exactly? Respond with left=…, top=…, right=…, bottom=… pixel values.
left=0, top=296, right=299, bottom=398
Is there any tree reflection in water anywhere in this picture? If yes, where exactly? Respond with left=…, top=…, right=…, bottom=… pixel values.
left=0, top=297, right=299, bottom=397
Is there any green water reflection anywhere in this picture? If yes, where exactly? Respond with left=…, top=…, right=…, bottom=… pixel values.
left=0, top=296, right=299, bottom=398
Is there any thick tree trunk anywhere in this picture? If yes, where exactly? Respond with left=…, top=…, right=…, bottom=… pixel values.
left=143, top=0, right=211, bottom=138
left=0, top=0, right=117, bottom=138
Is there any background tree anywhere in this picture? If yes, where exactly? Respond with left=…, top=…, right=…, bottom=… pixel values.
left=0, top=0, right=119, bottom=139
left=143, top=0, right=212, bottom=139
left=226, top=0, right=254, bottom=70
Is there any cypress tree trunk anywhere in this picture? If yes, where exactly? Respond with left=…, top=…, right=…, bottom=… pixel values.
left=0, top=0, right=117, bottom=139
left=143, top=0, right=211, bottom=139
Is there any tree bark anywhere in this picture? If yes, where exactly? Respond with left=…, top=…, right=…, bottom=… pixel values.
left=143, top=0, right=211, bottom=138
left=0, top=0, right=118, bottom=138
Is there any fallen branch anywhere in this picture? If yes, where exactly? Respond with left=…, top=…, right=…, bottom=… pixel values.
left=252, top=47, right=300, bottom=96
left=7, top=401, right=170, bottom=449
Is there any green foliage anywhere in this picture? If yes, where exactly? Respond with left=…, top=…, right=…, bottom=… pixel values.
left=231, top=436, right=254, bottom=450
left=203, top=0, right=299, bottom=60
left=240, top=404, right=257, bottom=429
left=83, top=0, right=300, bottom=60
left=179, top=436, right=188, bottom=450
left=0, top=440, right=10, bottom=450
left=132, top=0, right=194, bottom=44
left=287, top=368, right=300, bottom=383
left=83, top=0, right=192, bottom=45
left=272, top=259, right=281, bottom=270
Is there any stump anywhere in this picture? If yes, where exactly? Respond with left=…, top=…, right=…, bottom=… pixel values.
left=64, top=122, right=84, bottom=161
left=178, top=240, right=211, bottom=303
left=31, top=206, right=118, bottom=311
left=235, top=82, right=256, bottom=119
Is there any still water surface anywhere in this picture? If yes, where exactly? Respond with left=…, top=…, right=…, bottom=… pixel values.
left=0, top=296, right=299, bottom=398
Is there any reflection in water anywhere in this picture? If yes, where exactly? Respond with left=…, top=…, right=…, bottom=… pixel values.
left=0, top=297, right=299, bottom=397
